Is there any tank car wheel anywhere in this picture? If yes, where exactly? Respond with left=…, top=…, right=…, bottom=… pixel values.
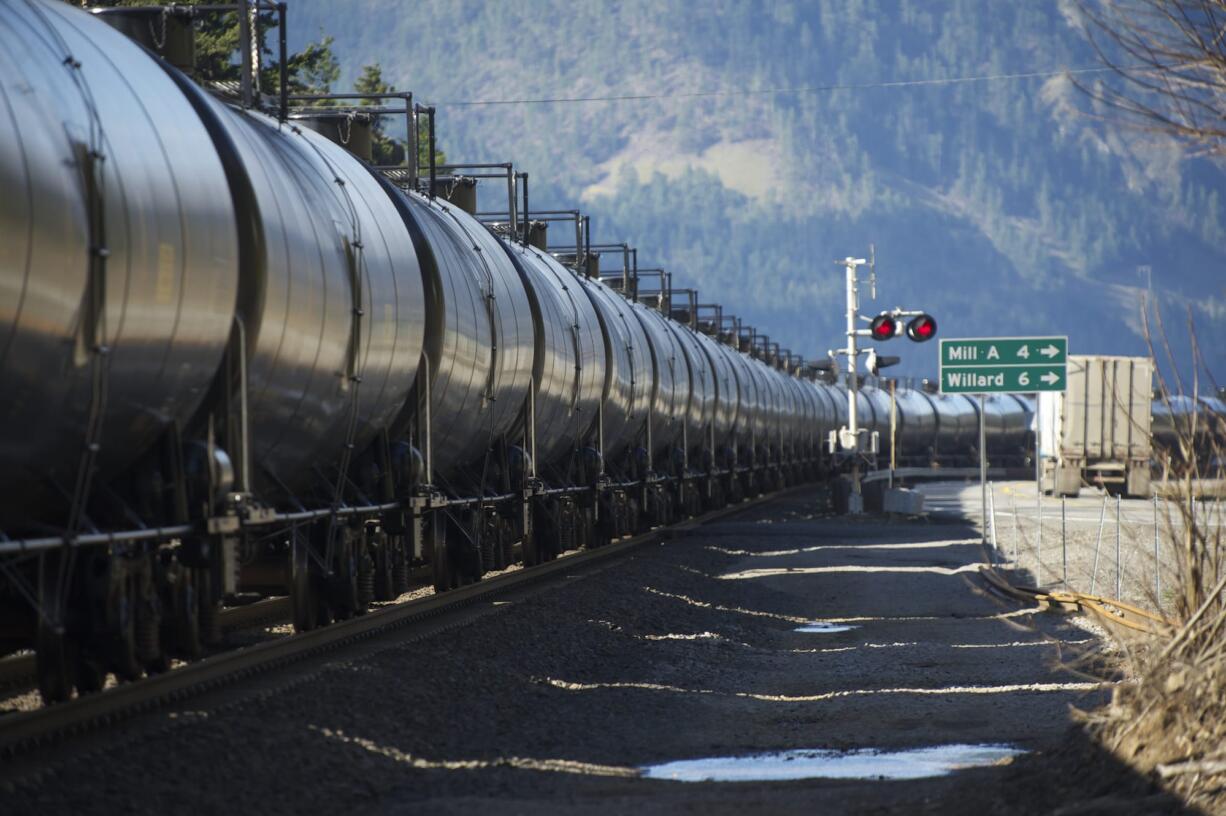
left=36, top=557, right=76, bottom=704
left=521, top=527, right=538, bottom=567
left=371, top=532, right=395, bottom=602
left=168, top=562, right=202, bottom=658
left=478, top=513, right=499, bottom=572
left=36, top=626, right=75, bottom=704
left=484, top=514, right=507, bottom=571
left=430, top=517, right=455, bottom=593
left=137, top=594, right=170, bottom=675
left=455, top=517, right=483, bottom=585
left=524, top=507, right=545, bottom=567
left=578, top=506, right=595, bottom=551
left=196, top=567, right=222, bottom=646
left=134, top=560, right=170, bottom=674
left=75, top=655, right=106, bottom=695
left=486, top=516, right=505, bottom=570
left=108, top=574, right=143, bottom=682
left=291, top=530, right=317, bottom=633
left=391, top=535, right=411, bottom=596
left=548, top=503, right=574, bottom=561
left=330, top=530, right=362, bottom=619
left=315, top=599, right=334, bottom=628
left=593, top=513, right=614, bottom=549
left=356, top=545, right=375, bottom=613
left=499, top=518, right=515, bottom=568
left=623, top=496, right=638, bottom=538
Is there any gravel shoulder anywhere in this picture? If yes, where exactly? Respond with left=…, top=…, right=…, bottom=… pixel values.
left=0, top=487, right=1190, bottom=815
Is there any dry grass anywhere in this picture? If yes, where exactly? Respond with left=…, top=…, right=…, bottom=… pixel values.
left=1080, top=370, right=1226, bottom=811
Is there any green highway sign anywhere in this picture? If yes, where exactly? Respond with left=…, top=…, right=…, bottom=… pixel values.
left=939, top=336, right=1067, bottom=394
left=940, top=365, right=1065, bottom=393
left=940, top=337, right=1066, bottom=366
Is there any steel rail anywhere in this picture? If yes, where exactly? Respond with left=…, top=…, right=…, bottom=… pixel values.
left=0, top=487, right=794, bottom=759
left=0, top=597, right=293, bottom=699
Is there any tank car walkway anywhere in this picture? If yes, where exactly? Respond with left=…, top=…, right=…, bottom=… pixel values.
left=3, top=485, right=1165, bottom=815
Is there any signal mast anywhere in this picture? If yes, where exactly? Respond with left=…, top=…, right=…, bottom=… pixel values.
left=828, top=246, right=936, bottom=510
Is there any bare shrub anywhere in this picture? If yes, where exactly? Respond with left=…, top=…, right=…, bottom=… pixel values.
left=1084, top=307, right=1226, bottom=809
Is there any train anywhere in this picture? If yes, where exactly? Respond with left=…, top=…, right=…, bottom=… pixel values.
left=0, top=0, right=1042, bottom=703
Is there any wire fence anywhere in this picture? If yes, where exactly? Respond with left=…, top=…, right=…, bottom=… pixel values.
left=984, top=482, right=1222, bottom=615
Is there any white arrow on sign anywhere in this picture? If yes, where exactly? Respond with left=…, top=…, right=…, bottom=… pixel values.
left=1040, top=371, right=1061, bottom=385
left=1039, top=344, right=1060, bottom=358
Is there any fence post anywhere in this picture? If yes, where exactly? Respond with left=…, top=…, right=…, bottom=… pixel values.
left=1115, top=493, right=1122, bottom=600
left=988, top=482, right=998, bottom=560
left=1091, top=493, right=1107, bottom=596
left=1062, top=496, right=1067, bottom=587
left=1036, top=479, right=1043, bottom=586
left=1010, top=494, right=1020, bottom=565
left=1153, top=494, right=1160, bottom=604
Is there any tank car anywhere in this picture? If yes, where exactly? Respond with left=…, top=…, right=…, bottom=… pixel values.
left=1152, top=391, right=1226, bottom=470
left=0, top=0, right=241, bottom=697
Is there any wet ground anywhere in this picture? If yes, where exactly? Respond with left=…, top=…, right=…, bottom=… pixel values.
left=0, top=486, right=1190, bottom=814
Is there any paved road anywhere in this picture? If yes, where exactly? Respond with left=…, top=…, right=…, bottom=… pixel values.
left=920, top=480, right=1222, bottom=528
left=4, top=486, right=1166, bottom=815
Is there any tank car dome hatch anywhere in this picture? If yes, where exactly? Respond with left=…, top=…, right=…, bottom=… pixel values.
left=0, top=1, right=239, bottom=523
left=91, top=6, right=196, bottom=73
left=585, top=253, right=602, bottom=280
left=527, top=221, right=548, bottom=251
left=430, top=176, right=478, bottom=215
left=289, top=111, right=374, bottom=162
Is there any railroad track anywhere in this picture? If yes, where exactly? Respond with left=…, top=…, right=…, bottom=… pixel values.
left=0, top=489, right=789, bottom=759
left=0, top=596, right=293, bottom=698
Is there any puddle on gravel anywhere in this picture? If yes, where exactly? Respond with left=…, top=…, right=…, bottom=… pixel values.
left=795, top=622, right=859, bottom=633
left=641, top=744, right=1025, bottom=782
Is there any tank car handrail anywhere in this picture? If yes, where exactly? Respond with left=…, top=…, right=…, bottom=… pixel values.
left=0, top=496, right=433, bottom=555
left=0, top=525, right=194, bottom=556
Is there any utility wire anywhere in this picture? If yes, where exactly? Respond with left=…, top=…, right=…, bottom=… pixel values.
left=426, top=66, right=1116, bottom=107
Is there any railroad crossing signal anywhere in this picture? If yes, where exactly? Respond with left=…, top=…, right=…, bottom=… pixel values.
left=939, top=336, right=1067, bottom=394
left=868, top=312, right=938, bottom=343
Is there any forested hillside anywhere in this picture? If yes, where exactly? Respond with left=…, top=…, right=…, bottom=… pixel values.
left=288, top=0, right=1226, bottom=379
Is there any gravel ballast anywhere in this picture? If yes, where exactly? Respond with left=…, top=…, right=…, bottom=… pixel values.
left=0, top=487, right=1182, bottom=814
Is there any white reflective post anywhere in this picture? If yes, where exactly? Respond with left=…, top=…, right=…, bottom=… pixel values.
left=1061, top=496, right=1067, bottom=587
left=1035, top=394, right=1042, bottom=585
left=979, top=394, right=987, bottom=547
left=1153, top=494, right=1160, bottom=603
left=1116, top=493, right=1122, bottom=600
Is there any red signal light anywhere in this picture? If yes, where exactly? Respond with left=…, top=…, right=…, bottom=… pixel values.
left=869, top=314, right=897, bottom=341
left=906, top=314, right=937, bottom=342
